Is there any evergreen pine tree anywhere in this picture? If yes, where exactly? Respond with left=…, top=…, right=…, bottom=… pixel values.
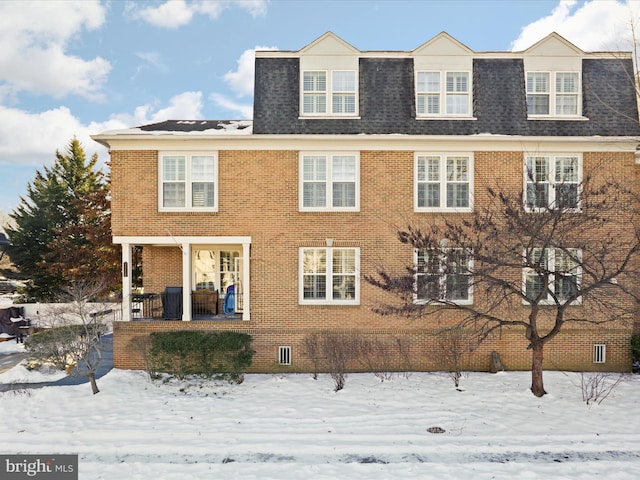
left=6, top=138, right=119, bottom=301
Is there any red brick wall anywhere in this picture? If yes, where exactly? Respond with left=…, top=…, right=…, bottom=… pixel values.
left=109, top=148, right=638, bottom=373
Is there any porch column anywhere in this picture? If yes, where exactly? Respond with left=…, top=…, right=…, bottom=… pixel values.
left=182, top=243, right=192, bottom=321
left=242, top=241, right=251, bottom=321
left=121, top=243, right=132, bottom=322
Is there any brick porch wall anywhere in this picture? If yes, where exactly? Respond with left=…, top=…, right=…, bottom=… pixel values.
left=113, top=321, right=632, bottom=373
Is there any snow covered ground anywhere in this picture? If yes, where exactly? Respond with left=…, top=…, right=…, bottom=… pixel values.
left=1, top=339, right=639, bottom=480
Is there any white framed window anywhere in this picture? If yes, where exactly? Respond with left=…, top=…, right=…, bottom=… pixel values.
left=415, top=153, right=473, bottom=212
left=300, top=153, right=359, bottom=211
left=302, top=70, right=357, bottom=116
left=524, top=155, right=581, bottom=211
left=526, top=71, right=581, bottom=117
left=414, top=248, right=473, bottom=304
left=300, top=247, right=360, bottom=305
left=416, top=71, right=471, bottom=117
left=593, top=344, right=606, bottom=363
left=523, top=248, right=582, bottom=304
left=159, top=152, right=218, bottom=212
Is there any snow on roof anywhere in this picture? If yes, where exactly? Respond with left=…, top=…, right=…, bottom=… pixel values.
left=98, top=120, right=253, bottom=136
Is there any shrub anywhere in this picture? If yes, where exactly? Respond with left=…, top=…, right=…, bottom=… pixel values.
left=148, top=331, right=254, bottom=382
left=25, top=324, right=94, bottom=370
left=302, top=334, right=322, bottom=380
left=302, top=333, right=406, bottom=390
left=577, top=372, right=625, bottom=406
left=632, top=334, right=640, bottom=373
left=435, top=327, right=476, bottom=389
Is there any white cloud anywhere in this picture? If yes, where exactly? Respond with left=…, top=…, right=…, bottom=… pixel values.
left=150, top=91, right=204, bottom=121
left=193, top=0, right=227, bottom=19
left=0, top=0, right=110, bottom=100
left=212, top=45, right=276, bottom=118
left=232, top=0, right=269, bottom=18
left=0, top=105, right=115, bottom=172
left=132, top=0, right=268, bottom=29
left=132, top=51, right=169, bottom=80
left=210, top=93, right=253, bottom=119
left=511, top=0, right=640, bottom=51
left=134, top=0, right=194, bottom=29
left=0, top=92, right=204, bottom=169
left=224, top=46, right=277, bottom=97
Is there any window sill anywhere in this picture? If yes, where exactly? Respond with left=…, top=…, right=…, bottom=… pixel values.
left=159, top=208, right=219, bottom=213
left=527, top=115, right=589, bottom=121
left=524, top=207, right=582, bottom=214
left=413, top=299, right=473, bottom=306
left=415, top=207, right=473, bottom=214
left=300, top=208, right=360, bottom=213
left=298, top=115, right=361, bottom=120
left=416, top=116, right=477, bottom=121
left=299, top=300, right=360, bottom=306
left=522, top=300, right=583, bottom=306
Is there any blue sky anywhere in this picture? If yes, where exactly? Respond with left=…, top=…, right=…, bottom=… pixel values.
left=0, top=0, right=639, bottom=216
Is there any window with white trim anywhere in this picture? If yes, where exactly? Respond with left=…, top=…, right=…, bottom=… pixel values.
left=526, top=71, right=580, bottom=117
left=300, top=153, right=359, bottom=211
left=415, top=154, right=472, bottom=211
left=525, top=155, right=581, bottom=211
left=414, top=248, right=473, bottom=304
left=523, top=248, right=581, bottom=304
left=416, top=71, right=471, bottom=116
left=300, top=247, right=360, bottom=304
left=159, top=153, right=218, bottom=211
left=302, top=70, right=357, bottom=116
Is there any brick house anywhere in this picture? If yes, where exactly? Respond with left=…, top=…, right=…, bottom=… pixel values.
left=93, top=32, right=640, bottom=373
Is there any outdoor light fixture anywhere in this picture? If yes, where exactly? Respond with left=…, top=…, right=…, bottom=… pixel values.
left=0, top=232, right=9, bottom=262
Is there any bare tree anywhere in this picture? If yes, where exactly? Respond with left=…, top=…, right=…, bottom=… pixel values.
left=368, top=169, right=640, bottom=397
left=45, top=280, right=110, bottom=394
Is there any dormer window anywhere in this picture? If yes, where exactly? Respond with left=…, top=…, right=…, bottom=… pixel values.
left=302, top=70, right=357, bottom=116
left=526, top=72, right=580, bottom=117
left=416, top=71, right=471, bottom=117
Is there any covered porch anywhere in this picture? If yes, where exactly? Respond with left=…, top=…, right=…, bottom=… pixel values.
left=116, top=236, right=251, bottom=322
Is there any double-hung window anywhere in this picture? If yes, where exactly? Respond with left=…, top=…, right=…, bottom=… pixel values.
left=300, top=247, right=360, bottom=304
left=415, top=154, right=473, bottom=212
left=526, top=72, right=580, bottom=117
left=416, top=71, right=471, bottom=116
left=159, top=153, right=218, bottom=211
left=414, top=248, right=473, bottom=304
left=525, top=155, right=581, bottom=211
left=302, top=70, right=357, bottom=116
left=523, top=248, right=581, bottom=304
left=300, top=153, right=359, bottom=211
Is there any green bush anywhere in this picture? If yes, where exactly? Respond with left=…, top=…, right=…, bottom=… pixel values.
left=25, top=324, right=92, bottom=369
left=632, top=334, right=640, bottom=373
left=149, top=330, right=254, bottom=382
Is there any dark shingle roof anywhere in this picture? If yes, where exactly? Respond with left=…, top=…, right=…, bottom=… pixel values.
left=252, top=56, right=640, bottom=137
left=133, top=56, right=639, bottom=138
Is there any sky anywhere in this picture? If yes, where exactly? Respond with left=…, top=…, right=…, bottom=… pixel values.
left=1, top=338, right=640, bottom=479
left=1, top=0, right=639, bottom=215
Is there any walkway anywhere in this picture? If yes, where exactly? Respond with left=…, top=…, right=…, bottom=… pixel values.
left=0, top=333, right=113, bottom=392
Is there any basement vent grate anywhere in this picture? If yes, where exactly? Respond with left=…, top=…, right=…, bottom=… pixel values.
left=278, top=346, right=291, bottom=365
left=593, top=344, right=606, bottom=363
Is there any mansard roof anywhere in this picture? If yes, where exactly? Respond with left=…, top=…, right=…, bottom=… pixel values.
left=97, top=32, right=640, bottom=139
